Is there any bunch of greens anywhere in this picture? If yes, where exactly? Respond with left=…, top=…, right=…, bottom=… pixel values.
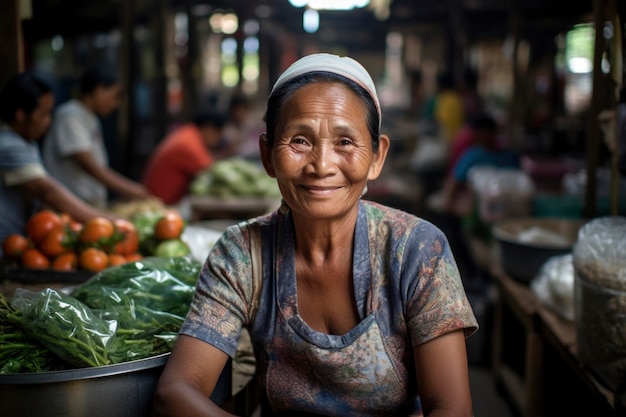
left=71, top=256, right=201, bottom=361
left=190, top=157, right=281, bottom=198
left=10, top=288, right=121, bottom=368
left=1, top=256, right=201, bottom=372
left=0, top=293, right=67, bottom=373
left=130, top=210, right=165, bottom=255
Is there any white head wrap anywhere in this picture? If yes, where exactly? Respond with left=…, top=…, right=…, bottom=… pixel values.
left=269, top=53, right=381, bottom=127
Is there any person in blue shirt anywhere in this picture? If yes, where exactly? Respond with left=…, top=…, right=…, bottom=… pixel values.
left=442, top=112, right=520, bottom=214
left=0, top=71, right=115, bottom=255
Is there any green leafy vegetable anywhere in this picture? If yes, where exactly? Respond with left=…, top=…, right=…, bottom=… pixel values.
left=190, top=157, right=281, bottom=198
left=0, top=294, right=67, bottom=373
left=10, top=288, right=120, bottom=368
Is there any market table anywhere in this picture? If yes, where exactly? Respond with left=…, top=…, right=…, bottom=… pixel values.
left=187, top=196, right=280, bottom=222
left=469, top=236, right=626, bottom=417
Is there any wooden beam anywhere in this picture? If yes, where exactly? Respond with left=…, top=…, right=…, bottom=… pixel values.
left=0, top=0, right=24, bottom=88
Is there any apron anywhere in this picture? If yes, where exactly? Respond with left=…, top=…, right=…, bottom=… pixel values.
left=251, top=210, right=422, bottom=417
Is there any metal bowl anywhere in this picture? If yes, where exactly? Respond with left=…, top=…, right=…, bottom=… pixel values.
left=0, top=353, right=168, bottom=417
left=492, top=217, right=586, bottom=283
left=0, top=353, right=231, bottom=417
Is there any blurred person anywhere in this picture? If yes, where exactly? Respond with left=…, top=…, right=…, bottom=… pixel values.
left=442, top=112, right=520, bottom=214
left=153, top=53, right=478, bottom=417
left=142, top=111, right=226, bottom=205
left=460, top=68, right=484, bottom=122
left=434, top=72, right=464, bottom=144
left=447, top=111, right=498, bottom=175
left=0, top=71, right=117, bottom=255
left=42, top=64, right=152, bottom=208
left=219, top=92, right=264, bottom=160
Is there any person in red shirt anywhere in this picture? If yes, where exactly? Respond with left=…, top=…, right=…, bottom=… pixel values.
left=142, top=112, right=225, bottom=205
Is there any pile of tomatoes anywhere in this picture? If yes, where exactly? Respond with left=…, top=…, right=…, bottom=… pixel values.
left=1, top=209, right=185, bottom=273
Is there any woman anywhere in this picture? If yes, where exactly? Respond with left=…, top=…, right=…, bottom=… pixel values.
left=0, top=71, right=116, bottom=254
left=42, top=64, right=151, bottom=207
left=153, top=53, right=478, bottom=417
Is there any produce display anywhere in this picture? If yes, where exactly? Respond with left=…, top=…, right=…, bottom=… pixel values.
left=1, top=208, right=190, bottom=273
left=190, top=157, right=281, bottom=198
left=0, top=256, right=200, bottom=373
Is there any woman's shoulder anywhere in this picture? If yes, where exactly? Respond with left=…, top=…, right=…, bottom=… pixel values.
left=361, top=200, right=442, bottom=237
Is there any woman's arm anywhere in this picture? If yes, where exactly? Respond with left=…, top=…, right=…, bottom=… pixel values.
left=413, top=330, right=473, bottom=417
left=153, top=335, right=235, bottom=417
left=71, top=151, right=153, bottom=200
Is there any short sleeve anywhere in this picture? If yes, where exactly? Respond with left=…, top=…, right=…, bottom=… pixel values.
left=51, top=112, right=93, bottom=156
left=0, top=133, right=47, bottom=186
left=4, top=164, right=46, bottom=186
left=452, top=148, right=478, bottom=182
left=179, top=224, right=255, bottom=357
left=403, top=222, right=478, bottom=347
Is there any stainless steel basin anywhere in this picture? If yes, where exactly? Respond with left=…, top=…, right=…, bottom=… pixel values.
left=0, top=353, right=232, bottom=417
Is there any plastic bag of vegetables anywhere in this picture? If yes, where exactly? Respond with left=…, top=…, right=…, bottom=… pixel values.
left=0, top=293, right=68, bottom=373
left=70, top=256, right=201, bottom=359
left=10, top=288, right=121, bottom=368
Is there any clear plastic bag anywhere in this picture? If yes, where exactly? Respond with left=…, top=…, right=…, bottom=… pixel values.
left=530, top=254, right=575, bottom=321
left=70, top=256, right=201, bottom=361
left=469, top=167, right=535, bottom=223
left=573, top=215, right=626, bottom=390
left=10, top=288, right=119, bottom=368
left=573, top=216, right=626, bottom=291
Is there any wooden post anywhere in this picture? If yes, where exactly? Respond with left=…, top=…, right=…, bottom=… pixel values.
left=507, top=1, right=526, bottom=151
left=607, top=0, right=621, bottom=215
left=119, top=0, right=138, bottom=178
left=585, top=0, right=607, bottom=218
left=152, top=0, right=168, bottom=143
left=0, top=0, right=24, bottom=88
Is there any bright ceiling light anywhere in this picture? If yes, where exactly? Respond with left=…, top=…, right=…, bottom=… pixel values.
left=303, top=9, right=319, bottom=33
left=221, top=13, right=239, bottom=34
left=289, top=0, right=308, bottom=7
left=288, top=0, right=370, bottom=10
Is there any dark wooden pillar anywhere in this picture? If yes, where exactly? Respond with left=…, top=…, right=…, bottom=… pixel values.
left=152, top=0, right=168, bottom=143
left=445, top=0, right=465, bottom=81
left=119, top=0, right=138, bottom=178
left=585, top=0, right=608, bottom=218
left=507, top=1, right=527, bottom=151
left=181, top=0, right=198, bottom=120
left=0, top=0, right=24, bottom=88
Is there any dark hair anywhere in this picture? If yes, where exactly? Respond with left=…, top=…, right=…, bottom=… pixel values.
left=80, top=64, right=120, bottom=95
left=436, top=72, right=456, bottom=90
left=0, top=71, right=53, bottom=123
left=228, top=93, right=250, bottom=111
left=193, top=111, right=226, bottom=129
left=469, top=112, right=497, bottom=130
left=263, top=71, right=380, bottom=152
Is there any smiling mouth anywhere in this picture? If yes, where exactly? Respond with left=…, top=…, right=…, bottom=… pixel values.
left=301, top=185, right=341, bottom=195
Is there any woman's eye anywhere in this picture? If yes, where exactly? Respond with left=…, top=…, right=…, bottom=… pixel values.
left=339, top=138, right=355, bottom=146
left=291, top=137, right=310, bottom=147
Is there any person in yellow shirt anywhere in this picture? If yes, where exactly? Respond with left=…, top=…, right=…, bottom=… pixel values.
left=434, top=72, right=464, bottom=144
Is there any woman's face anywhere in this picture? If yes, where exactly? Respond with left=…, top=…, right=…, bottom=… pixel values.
left=261, top=81, right=388, bottom=221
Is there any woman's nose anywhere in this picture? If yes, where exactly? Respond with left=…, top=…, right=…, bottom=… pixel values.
left=306, top=143, right=337, bottom=176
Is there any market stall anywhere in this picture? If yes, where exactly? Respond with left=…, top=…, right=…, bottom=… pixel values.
left=470, top=216, right=626, bottom=417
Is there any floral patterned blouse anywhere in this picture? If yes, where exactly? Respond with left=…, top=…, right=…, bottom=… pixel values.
left=180, top=200, right=478, bottom=416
